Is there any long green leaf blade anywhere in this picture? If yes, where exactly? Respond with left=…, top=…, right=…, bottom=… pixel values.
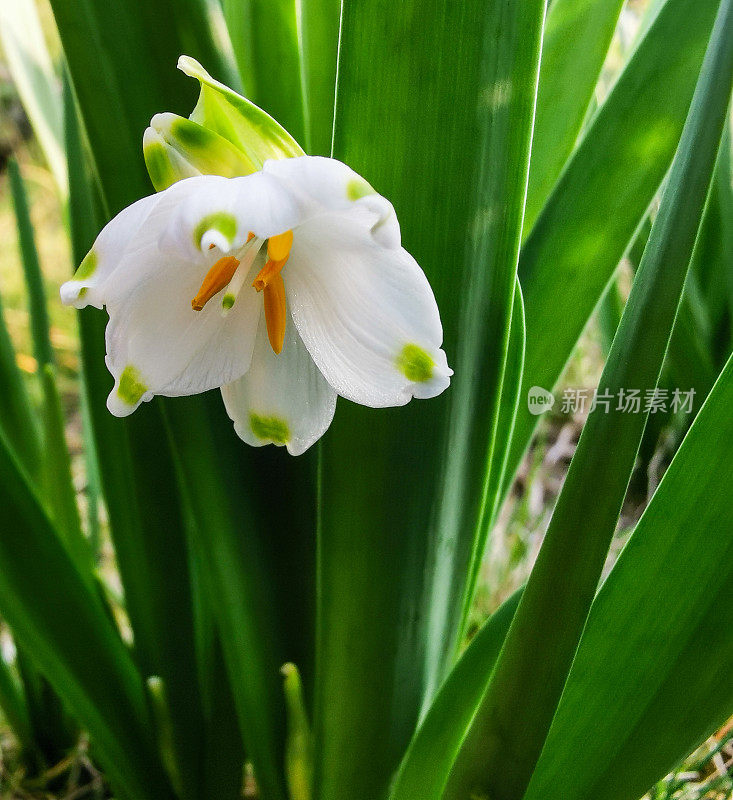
left=7, top=159, right=53, bottom=370
left=62, top=62, right=208, bottom=800
left=0, top=0, right=67, bottom=194
left=0, top=288, right=41, bottom=480
left=444, top=2, right=733, bottom=796
left=299, top=0, right=341, bottom=155
left=463, top=281, right=526, bottom=620
left=508, top=0, right=721, bottom=488
left=222, top=0, right=306, bottom=144
left=525, top=351, right=733, bottom=800
left=0, top=431, right=174, bottom=800
left=8, top=158, right=87, bottom=566
left=524, top=0, right=625, bottom=232
left=389, top=590, right=522, bottom=800
left=315, top=2, right=546, bottom=798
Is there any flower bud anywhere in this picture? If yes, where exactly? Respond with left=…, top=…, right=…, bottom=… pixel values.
left=143, top=56, right=305, bottom=190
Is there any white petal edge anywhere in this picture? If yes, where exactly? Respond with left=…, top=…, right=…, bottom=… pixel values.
left=221, top=316, right=337, bottom=455
left=263, top=156, right=401, bottom=249
left=162, top=170, right=308, bottom=260
left=103, top=251, right=264, bottom=416
left=60, top=176, right=213, bottom=310
left=285, top=209, right=452, bottom=408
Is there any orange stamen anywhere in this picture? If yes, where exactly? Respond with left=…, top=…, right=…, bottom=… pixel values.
left=252, top=230, right=294, bottom=293
left=191, top=255, right=240, bottom=311
left=263, top=272, right=287, bottom=354
left=267, top=230, right=293, bottom=262
left=252, top=257, right=287, bottom=291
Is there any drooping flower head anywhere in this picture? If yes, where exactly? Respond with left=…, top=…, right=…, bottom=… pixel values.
left=61, top=59, right=451, bottom=455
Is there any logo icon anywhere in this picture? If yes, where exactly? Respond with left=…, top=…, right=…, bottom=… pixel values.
left=527, top=386, right=554, bottom=415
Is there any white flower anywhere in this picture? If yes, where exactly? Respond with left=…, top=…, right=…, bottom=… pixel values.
left=61, top=156, right=452, bottom=455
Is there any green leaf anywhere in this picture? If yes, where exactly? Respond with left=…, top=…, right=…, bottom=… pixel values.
left=444, top=1, right=733, bottom=796
left=389, top=590, right=522, bottom=800
left=49, top=0, right=224, bottom=212
left=524, top=0, right=625, bottom=233
left=299, top=0, right=341, bottom=155
left=164, top=394, right=319, bottom=800
left=39, top=364, right=91, bottom=576
left=0, top=0, right=67, bottom=195
left=0, top=651, right=34, bottom=759
left=63, top=68, right=208, bottom=800
left=525, top=351, right=733, bottom=800
left=7, top=159, right=54, bottom=370
left=688, top=123, right=733, bottom=365
left=8, top=158, right=87, bottom=570
left=508, top=0, right=721, bottom=489
left=315, top=2, right=545, bottom=798
left=221, top=0, right=306, bottom=145
left=463, top=281, right=525, bottom=621
left=0, top=429, right=174, bottom=800
left=0, top=288, right=41, bottom=481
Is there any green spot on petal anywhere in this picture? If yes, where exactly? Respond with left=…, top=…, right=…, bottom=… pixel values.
left=170, top=116, right=209, bottom=149
left=346, top=177, right=375, bottom=201
left=74, top=249, right=97, bottom=280
left=193, top=212, right=237, bottom=250
left=144, top=140, right=179, bottom=192
left=249, top=412, right=290, bottom=445
left=118, top=366, right=148, bottom=407
left=222, top=293, right=235, bottom=310
left=397, top=343, right=435, bottom=383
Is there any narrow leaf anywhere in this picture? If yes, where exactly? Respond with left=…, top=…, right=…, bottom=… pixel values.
left=0, top=430, right=174, bottom=800
left=389, top=590, right=522, bottom=800
left=315, top=2, right=546, bottom=798
left=8, top=159, right=87, bottom=564
left=445, top=2, right=733, bottom=796
left=0, top=0, right=67, bottom=194
left=221, top=0, right=306, bottom=144
left=525, top=351, right=733, bottom=800
left=299, top=0, right=342, bottom=155
left=0, top=289, right=41, bottom=480
left=524, top=0, right=625, bottom=232
left=7, top=159, right=53, bottom=370
left=508, top=0, right=721, bottom=488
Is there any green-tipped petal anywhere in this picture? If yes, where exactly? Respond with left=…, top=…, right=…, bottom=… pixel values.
left=147, top=113, right=258, bottom=186
left=143, top=127, right=201, bottom=191
left=177, top=55, right=305, bottom=168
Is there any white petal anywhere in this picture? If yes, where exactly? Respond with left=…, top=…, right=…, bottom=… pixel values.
left=285, top=212, right=452, bottom=408
left=263, top=156, right=401, bottom=248
left=60, top=176, right=214, bottom=309
left=104, top=251, right=263, bottom=416
left=163, top=170, right=306, bottom=261
left=221, top=316, right=337, bottom=456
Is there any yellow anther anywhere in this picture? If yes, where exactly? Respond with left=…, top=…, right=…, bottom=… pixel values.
left=267, top=230, right=293, bottom=262
left=252, top=258, right=287, bottom=292
left=253, top=231, right=293, bottom=293
left=191, top=256, right=240, bottom=311
left=263, top=273, right=287, bottom=354
left=250, top=231, right=293, bottom=353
